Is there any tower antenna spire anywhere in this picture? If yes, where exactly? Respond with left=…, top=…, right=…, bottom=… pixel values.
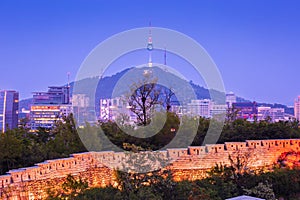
left=147, top=21, right=153, bottom=67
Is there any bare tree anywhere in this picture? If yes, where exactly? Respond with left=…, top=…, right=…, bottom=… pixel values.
left=162, top=87, right=175, bottom=112
left=127, top=74, right=161, bottom=126
left=126, top=71, right=176, bottom=126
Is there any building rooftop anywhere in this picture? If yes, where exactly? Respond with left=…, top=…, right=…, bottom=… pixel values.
left=226, top=195, right=264, bottom=200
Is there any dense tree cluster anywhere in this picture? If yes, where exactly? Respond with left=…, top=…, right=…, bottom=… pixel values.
left=101, top=112, right=180, bottom=151
left=0, top=114, right=86, bottom=175
left=218, top=118, right=300, bottom=143
left=101, top=115, right=300, bottom=151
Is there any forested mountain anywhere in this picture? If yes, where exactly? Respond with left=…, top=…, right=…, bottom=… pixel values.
left=19, top=67, right=293, bottom=115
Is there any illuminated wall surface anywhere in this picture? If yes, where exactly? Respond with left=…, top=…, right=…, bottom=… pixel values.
left=0, top=139, right=300, bottom=199
left=0, top=90, right=19, bottom=133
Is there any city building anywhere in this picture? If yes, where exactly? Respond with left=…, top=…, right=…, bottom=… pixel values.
left=99, top=97, right=136, bottom=123
left=257, top=106, right=285, bottom=122
left=257, top=106, right=271, bottom=121
left=30, top=86, right=71, bottom=131
left=32, top=86, right=70, bottom=105
left=226, top=92, right=236, bottom=108
left=30, top=105, right=72, bottom=130
left=294, top=96, right=300, bottom=121
left=170, top=101, right=183, bottom=117
left=72, top=94, right=95, bottom=126
left=210, top=103, right=227, bottom=117
left=187, top=99, right=212, bottom=118
left=0, top=90, right=19, bottom=133
left=171, top=99, right=227, bottom=119
left=232, top=102, right=258, bottom=120
left=270, top=108, right=285, bottom=122
left=72, top=94, right=90, bottom=108
left=18, top=108, right=30, bottom=128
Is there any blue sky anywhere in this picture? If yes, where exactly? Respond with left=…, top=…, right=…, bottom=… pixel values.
left=0, top=0, right=299, bottom=105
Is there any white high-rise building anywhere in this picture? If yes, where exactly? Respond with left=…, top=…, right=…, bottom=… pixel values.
left=294, top=96, right=300, bottom=121
left=100, top=97, right=136, bottom=123
left=226, top=92, right=236, bottom=108
left=72, top=94, right=90, bottom=108
left=187, top=99, right=212, bottom=118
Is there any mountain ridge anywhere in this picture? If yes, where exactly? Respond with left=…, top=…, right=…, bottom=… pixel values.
left=19, top=67, right=294, bottom=115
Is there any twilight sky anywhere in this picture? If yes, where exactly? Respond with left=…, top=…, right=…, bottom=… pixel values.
left=0, top=0, right=299, bottom=106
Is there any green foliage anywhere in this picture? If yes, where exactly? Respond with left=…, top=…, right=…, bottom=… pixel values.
left=0, top=129, right=23, bottom=174
left=244, top=181, right=276, bottom=200
left=115, top=170, right=174, bottom=197
left=217, top=119, right=300, bottom=144
left=0, top=114, right=87, bottom=175
left=203, top=164, right=300, bottom=200
left=62, top=174, right=88, bottom=196
left=175, top=180, right=221, bottom=200
left=47, top=174, right=88, bottom=200
left=99, top=170, right=220, bottom=200
left=203, top=165, right=239, bottom=199
left=262, top=168, right=300, bottom=199
left=47, top=114, right=86, bottom=159
left=101, top=112, right=180, bottom=151
left=75, top=187, right=122, bottom=200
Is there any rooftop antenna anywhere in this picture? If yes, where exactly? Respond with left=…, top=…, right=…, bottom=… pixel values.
left=99, top=69, right=103, bottom=80
left=66, top=72, right=71, bottom=104
left=67, top=72, right=70, bottom=88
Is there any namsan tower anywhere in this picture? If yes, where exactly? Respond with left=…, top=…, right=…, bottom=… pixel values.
left=146, top=22, right=153, bottom=68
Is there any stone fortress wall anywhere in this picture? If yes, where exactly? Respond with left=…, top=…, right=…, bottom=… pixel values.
left=1, top=139, right=300, bottom=199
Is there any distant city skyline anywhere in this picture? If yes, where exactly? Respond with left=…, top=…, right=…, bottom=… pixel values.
left=1, top=0, right=300, bottom=106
